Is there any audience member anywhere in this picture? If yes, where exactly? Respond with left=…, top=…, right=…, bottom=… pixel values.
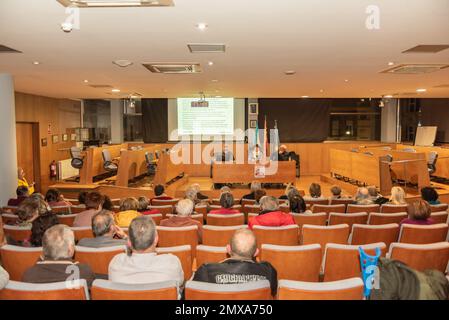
left=248, top=196, right=295, bottom=229
left=241, top=181, right=262, bottom=201
left=137, top=196, right=160, bottom=215
left=279, top=183, right=295, bottom=200
left=115, top=197, right=141, bottom=227
left=78, top=191, right=88, bottom=206
left=401, top=200, right=435, bottom=225
left=102, top=195, right=114, bottom=211
left=193, top=229, right=277, bottom=296
left=108, top=216, right=184, bottom=293
left=78, top=210, right=128, bottom=248
left=22, top=225, right=95, bottom=287
left=209, top=192, right=239, bottom=215
left=254, top=189, right=267, bottom=205
left=7, top=186, right=29, bottom=206
left=192, top=183, right=209, bottom=200
left=354, top=187, right=374, bottom=205
left=389, top=186, right=407, bottom=205
left=368, top=186, right=388, bottom=205
left=289, top=194, right=310, bottom=214
left=26, top=213, right=60, bottom=247
left=303, top=183, right=327, bottom=201
left=45, top=189, right=72, bottom=207
left=0, top=266, right=9, bottom=290
left=330, top=186, right=343, bottom=199
left=151, top=184, right=173, bottom=205
left=421, top=186, right=441, bottom=205
left=73, top=192, right=104, bottom=227
left=13, top=198, right=50, bottom=227
left=219, top=186, right=232, bottom=195
left=18, top=167, right=35, bottom=195
left=161, top=199, right=202, bottom=242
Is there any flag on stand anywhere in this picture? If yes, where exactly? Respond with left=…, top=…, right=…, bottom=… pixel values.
left=263, top=115, right=268, bottom=159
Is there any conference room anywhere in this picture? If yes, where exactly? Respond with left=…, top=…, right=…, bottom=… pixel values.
left=0, top=0, right=449, bottom=305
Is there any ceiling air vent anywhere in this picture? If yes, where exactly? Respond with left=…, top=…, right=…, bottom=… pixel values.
left=188, top=44, right=226, bottom=53
left=88, top=84, right=114, bottom=89
left=380, top=64, right=449, bottom=74
left=142, top=63, right=202, bottom=74
left=0, top=44, right=22, bottom=53
left=57, top=0, right=174, bottom=7
left=402, top=45, right=449, bottom=54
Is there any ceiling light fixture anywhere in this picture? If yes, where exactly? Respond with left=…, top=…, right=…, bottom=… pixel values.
left=388, top=62, right=395, bottom=66
left=416, top=88, right=427, bottom=93
left=83, top=80, right=89, bottom=83
left=111, top=89, right=121, bottom=93
left=284, top=71, right=296, bottom=75
left=301, top=96, right=309, bottom=98
left=33, top=61, right=40, bottom=65
left=208, top=61, right=214, bottom=66
left=113, top=60, right=133, bottom=68
left=344, top=79, right=349, bottom=83
left=384, top=95, right=393, bottom=98
left=196, top=23, right=208, bottom=31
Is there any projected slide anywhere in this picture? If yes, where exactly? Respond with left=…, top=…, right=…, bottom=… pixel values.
left=177, top=98, right=234, bottom=135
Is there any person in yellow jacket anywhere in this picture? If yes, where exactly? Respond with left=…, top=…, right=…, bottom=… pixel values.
left=114, top=197, right=142, bottom=228
left=18, top=167, right=35, bottom=194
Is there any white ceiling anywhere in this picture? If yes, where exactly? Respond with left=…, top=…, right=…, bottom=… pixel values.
left=0, top=0, right=449, bottom=99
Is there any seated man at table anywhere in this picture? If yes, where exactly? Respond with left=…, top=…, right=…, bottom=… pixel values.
left=215, top=145, right=235, bottom=162
left=150, top=184, right=173, bottom=205
left=78, top=210, right=128, bottom=248
left=22, top=224, right=96, bottom=287
left=270, top=144, right=291, bottom=161
left=160, top=199, right=202, bottom=242
left=248, top=196, right=295, bottom=229
left=209, top=192, right=240, bottom=215
left=7, top=186, right=29, bottom=207
left=192, top=229, right=277, bottom=296
left=73, top=192, right=104, bottom=227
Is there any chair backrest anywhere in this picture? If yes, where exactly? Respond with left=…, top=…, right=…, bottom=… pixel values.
left=152, top=199, right=180, bottom=206
left=196, top=245, right=228, bottom=268
left=388, top=242, right=449, bottom=273
left=51, top=206, right=72, bottom=215
left=277, top=278, right=364, bottom=300
left=0, top=245, right=42, bottom=281
left=253, top=225, right=299, bottom=248
left=3, top=225, right=32, bottom=242
left=185, top=280, right=272, bottom=300
left=328, top=212, right=368, bottom=229
left=165, top=213, right=202, bottom=225
left=0, top=280, right=89, bottom=300
left=278, top=205, right=290, bottom=213
left=323, top=242, right=387, bottom=282
left=290, top=213, right=327, bottom=229
left=102, top=149, right=112, bottom=162
left=156, top=245, right=192, bottom=281
left=2, top=206, right=18, bottom=214
left=206, top=213, right=245, bottom=226
left=241, top=199, right=256, bottom=207
left=143, top=213, right=163, bottom=225
left=57, top=214, right=78, bottom=227
left=70, top=205, right=86, bottom=214
left=301, top=224, right=350, bottom=249
left=71, top=227, right=94, bottom=242
left=398, top=223, right=449, bottom=244
left=305, top=199, right=329, bottom=206
left=202, top=225, right=247, bottom=246
left=380, top=204, right=408, bottom=213
left=70, top=147, right=82, bottom=159
left=243, top=204, right=261, bottom=214
left=329, top=198, right=354, bottom=206
left=350, top=223, right=400, bottom=248
left=91, top=279, right=178, bottom=300
left=312, top=204, right=345, bottom=214
left=1, top=213, right=19, bottom=225
left=430, top=203, right=449, bottom=212
left=368, top=212, right=407, bottom=225
left=149, top=205, right=173, bottom=218
left=260, top=244, right=321, bottom=282
left=75, top=246, right=126, bottom=275
left=347, top=204, right=380, bottom=213
left=430, top=211, right=449, bottom=224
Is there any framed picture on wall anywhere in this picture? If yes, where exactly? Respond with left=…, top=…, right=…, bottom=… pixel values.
left=41, top=138, right=47, bottom=147
left=52, top=135, right=59, bottom=144
left=250, top=120, right=258, bottom=128
left=249, top=102, right=259, bottom=115
left=62, top=134, right=68, bottom=142
left=70, top=133, right=77, bottom=141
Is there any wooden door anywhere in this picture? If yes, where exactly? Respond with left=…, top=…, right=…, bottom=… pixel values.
left=16, top=122, right=40, bottom=192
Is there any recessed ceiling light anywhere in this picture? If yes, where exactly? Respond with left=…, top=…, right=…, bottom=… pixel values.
left=208, top=61, right=214, bottom=66
left=416, top=88, right=427, bottom=93
left=211, top=79, right=219, bottom=83
left=111, top=89, right=121, bottom=93
left=319, top=89, right=324, bottom=93
left=344, top=79, right=349, bottom=83
left=83, top=80, right=89, bottom=83
left=388, top=62, right=395, bottom=66
left=384, top=95, right=393, bottom=98
left=196, top=23, right=208, bottom=31
left=33, top=61, right=40, bottom=65
left=301, top=96, right=309, bottom=98
left=284, top=71, right=296, bottom=75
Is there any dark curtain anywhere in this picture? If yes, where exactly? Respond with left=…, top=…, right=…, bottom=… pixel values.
left=142, top=98, right=168, bottom=143
left=258, top=98, right=331, bottom=142
left=420, top=99, right=449, bottom=143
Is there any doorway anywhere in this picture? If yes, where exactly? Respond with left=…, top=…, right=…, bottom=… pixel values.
left=16, top=122, right=41, bottom=192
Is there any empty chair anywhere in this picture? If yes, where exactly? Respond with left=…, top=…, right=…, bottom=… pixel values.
left=0, top=280, right=89, bottom=300
left=206, top=213, right=245, bottom=226
left=368, top=212, right=407, bottom=225
left=430, top=203, right=449, bottom=212
left=350, top=224, right=400, bottom=248
left=202, top=225, right=247, bottom=247
left=102, top=149, right=118, bottom=172
left=3, top=225, right=32, bottom=242
left=253, top=225, right=299, bottom=248
left=0, top=245, right=42, bottom=281
left=156, top=245, right=192, bottom=281
left=75, top=246, right=126, bottom=275
left=196, top=245, right=228, bottom=268
left=380, top=204, right=408, bottom=213
left=278, top=278, right=364, bottom=300
left=301, top=224, right=350, bottom=250
left=152, top=198, right=180, bottom=206
left=388, top=242, right=449, bottom=273
left=427, top=151, right=438, bottom=175
left=185, top=280, right=272, bottom=300
left=57, top=214, right=78, bottom=227
left=328, top=213, right=368, bottom=229
left=71, top=227, right=94, bottom=242
left=312, top=204, right=345, bottom=214
left=260, top=244, right=321, bottom=282
left=91, top=279, right=178, bottom=300
left=1, top=213, right=18, bottom=225
left=157, top=226, right=198, bottom=258
left=347, top=204, right=379, bottom=214
left=70, top=147, right=84, bottom=170
left=398, top=223, right=449, bottom=244
left=323, top=242, right=386, bottom=282
left=149, top=205, right=173, bottom=219
left=431, top=211, right=449, bottom=224
left=291, top=213, right=327, bottom=229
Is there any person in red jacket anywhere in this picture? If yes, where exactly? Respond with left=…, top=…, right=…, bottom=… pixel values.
left=209, top=192, right=240, bottom=215
left=248, top=196, right=295, bottom=229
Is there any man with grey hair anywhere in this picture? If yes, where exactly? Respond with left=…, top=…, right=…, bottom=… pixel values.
left=248, top=196, right=295, bottom=229
left=241, top=181, right=262, bottom=202
left=193, top=229, right=277, bottom=296
left=77, top=210, right=128, bottom=248
left=355, top=187, right=374, bottom=205
left=22, top=224, right=95, bottom=286
left=108, top=216, right=184, bottom=291
left=160, top=199, right=202, bottom=242
left=367, top=186, right=388, bottom=205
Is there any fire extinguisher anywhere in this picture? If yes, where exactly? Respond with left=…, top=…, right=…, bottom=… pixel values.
left=50, top=160, right=57, bottom=179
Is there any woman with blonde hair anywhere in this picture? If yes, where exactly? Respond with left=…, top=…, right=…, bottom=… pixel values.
left=389, top=186, right=406, bottom=205
left=114, top=197, right=141, bottom=227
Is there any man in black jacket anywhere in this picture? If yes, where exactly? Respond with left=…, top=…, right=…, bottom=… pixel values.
left=192, top=229, right=277, bottom=296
